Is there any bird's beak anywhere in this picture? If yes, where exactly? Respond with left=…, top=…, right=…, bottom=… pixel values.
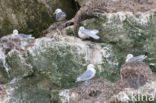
left=53, top=12, right=56, bottom=15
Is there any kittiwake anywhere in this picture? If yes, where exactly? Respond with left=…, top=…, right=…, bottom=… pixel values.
left=75, top=64, right=96, bottom=82
left=125, top=53, right=147, bottom=63
left=78, top=26, right=100, bottom=40
left=54, top=8, right=66, bottom=21
left=13, top=29, right=34, bottom=39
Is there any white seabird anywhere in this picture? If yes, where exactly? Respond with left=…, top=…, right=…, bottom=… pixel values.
left=78, top=26, right=100, bottom=40
left=13, top=29, right=34, bottom=39
left=54, top=8, right=66, bottom=21
left=76, top=64, right=96, bottom=82
left=125, top=53, right=147, bottom=63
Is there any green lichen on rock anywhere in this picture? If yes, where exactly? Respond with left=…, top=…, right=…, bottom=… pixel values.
left=27, top=38, right=87, bottom=89
left=82, top=11, right=156, bottom=71
left=96, top=44, right=124, bottom=82
left=152, top=40, right=156, bottom=49
left=148, top=39, right=156, bottom=72
left=0, top=60, right=10, bottom=83
left=8, top=84, right=51, bottom=103
left=82, top=12, right=155, bottom=49
left=6, top=50, right=33, bottom=79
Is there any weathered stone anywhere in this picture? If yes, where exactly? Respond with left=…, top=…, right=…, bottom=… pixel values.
left=82, top=11, right=156, bottom=71
left=0, top=34, right=124, bottom=102
left=0, top=60, right=10, bottom=83
left=6, top=50, right=33, bottom=79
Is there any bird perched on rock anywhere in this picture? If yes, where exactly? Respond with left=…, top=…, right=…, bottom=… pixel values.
left=54, top=8, right=67, bottom=21
left=78, top=26, right=100, bottom=40
left=13, top=29, right=34, bottom=39
left=76, top=64, right=96, bottom=82
left=125, top=53, right=147, bottom=63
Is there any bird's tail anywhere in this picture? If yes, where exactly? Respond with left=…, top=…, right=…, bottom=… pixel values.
left=92, top=35, right=100, bottom=40
left=91, top=30, right=99, bottom=34
left=72, top=80, right=78, bottom=83
left=88, top=33, right=100, bottom=40
left=74, top=78, right=80, bottom=83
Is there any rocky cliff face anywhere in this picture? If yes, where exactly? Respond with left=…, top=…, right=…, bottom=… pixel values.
left=0, top=0, right=76, bottom=37
left=0, top=0, right=156, bottom=103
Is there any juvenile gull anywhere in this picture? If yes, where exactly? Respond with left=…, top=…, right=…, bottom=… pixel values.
left=13, top=29, right=34, bottom=39
left=54, top=8, right=66, bottom=21
left=125, top=53, right=147, bottom=63
left=76, top=64, right=96, bottom=82
left=78, top=26, right=100, bottom=40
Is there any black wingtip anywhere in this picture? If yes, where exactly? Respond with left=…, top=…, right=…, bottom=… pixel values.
left=145, top=52, right=148, bottom=56
left=72, top=80, right=77, bottom=83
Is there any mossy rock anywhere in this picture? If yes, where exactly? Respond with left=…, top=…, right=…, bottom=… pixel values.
left=82, top=11, right=156, bottom=72
left=0, top=60, right=10, bottom=83
left=6, top=50, right=33, bottom=79
left=27, top=39, right=87, bottom=89
left=7, top=86, right=51, bottom=103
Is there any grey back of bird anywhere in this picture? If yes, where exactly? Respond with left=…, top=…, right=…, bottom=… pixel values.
left=128, top=55, right=147, bottom=62
left=77, top=69, right=93, bottom=82
left=82, top=29, right=100, bottom=39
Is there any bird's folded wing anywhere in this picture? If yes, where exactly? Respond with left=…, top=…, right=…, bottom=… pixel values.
left=82, top=29, right=100, bottom=40
left=78, top=70, right=93, bottom=80
left=56, top=12, right=66, bottom=20
left=91, top=30, right=99, bottom=34
left=19, top=34, right=32, bottom=38
left=129, top=55, right=147, bottom=62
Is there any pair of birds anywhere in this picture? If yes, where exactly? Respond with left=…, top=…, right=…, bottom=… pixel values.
left=54, top=8, right=100, bottom=40
left=75, top=53, right=147, bottom=82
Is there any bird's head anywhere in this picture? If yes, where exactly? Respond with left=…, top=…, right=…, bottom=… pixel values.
left=13, top=29, right=18, bottom=35
left=79, top=26, right=85, bottom=31
left=126, top=54, right=133, bottom=62
left=54, top=8, right=62, bottom=15
left=87, top=64, right=95, bottom=70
